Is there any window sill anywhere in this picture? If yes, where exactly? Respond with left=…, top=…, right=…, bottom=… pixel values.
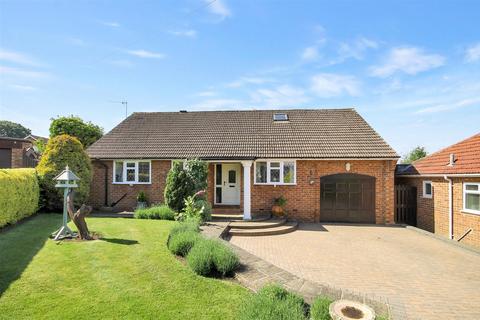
left=461, top=209, right=480, bottom=216
left=112, top=182, right=152, bottom=185
left=254, top=183, right=297, bottom=186
left=422, top=195, right=433, bottom=199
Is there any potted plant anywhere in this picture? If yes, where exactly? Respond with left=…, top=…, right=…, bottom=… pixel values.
left=271, top=196, right=287, bottom=217
left=137, top=191, right=148, bottom=209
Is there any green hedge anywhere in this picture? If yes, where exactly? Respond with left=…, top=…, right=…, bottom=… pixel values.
left=134, top=205, right=176, bottom=220
left=0, top=168, right=39, bottom=227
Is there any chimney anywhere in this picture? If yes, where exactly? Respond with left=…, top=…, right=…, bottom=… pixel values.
left=179, top=110, right=187, bottom=113
left=448, top=153, right=455, bottom=166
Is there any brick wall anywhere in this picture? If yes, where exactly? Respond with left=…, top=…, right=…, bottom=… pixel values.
left=397, top=176, right=480, bottom=248
left=89, top=160, right=171, bottom=211
left=251, top=160, right=396, bottom=223
left=0, top=139, right=33, bottom=168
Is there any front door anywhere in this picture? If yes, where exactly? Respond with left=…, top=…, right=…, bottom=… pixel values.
left=215, top=163, right=240, bottom=205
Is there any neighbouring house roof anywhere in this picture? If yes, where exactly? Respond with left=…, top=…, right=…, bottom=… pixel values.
left=87, top=108, right=399, bottom=160
left=24, top=134, right=49, bottom=144
left=397, top=133, right=480, bottom=176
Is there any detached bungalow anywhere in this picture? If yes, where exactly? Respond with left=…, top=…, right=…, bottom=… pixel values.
left=396, top=133, right=480, bottom=248
left=86, top=108, right=399, bottom=223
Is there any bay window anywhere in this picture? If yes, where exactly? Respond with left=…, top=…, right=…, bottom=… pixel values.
left=114, top=160, right=151, bottom=184
left=255, top=160, right=296, bottom=185
left=463, top=183, right=480, bottom=214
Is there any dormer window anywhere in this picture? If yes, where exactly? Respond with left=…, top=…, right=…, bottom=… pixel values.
left=273, top=113, right=288, bottom=121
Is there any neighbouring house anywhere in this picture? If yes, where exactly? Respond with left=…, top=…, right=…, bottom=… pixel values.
left=86, top=108, right=399, bottom=223
left=396, top=133, right=480, bottom=248
left=0, top=136, right=38, bottom=168
left=24, top=134, right=49, bottom=145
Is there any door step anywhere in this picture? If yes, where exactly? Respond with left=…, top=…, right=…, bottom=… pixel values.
left=229, top=218, right=287, bottom=229
left=229, top=221, right=298, bottom=236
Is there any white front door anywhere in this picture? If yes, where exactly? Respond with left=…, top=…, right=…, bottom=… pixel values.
left=215, top=163, right=240, bottom=205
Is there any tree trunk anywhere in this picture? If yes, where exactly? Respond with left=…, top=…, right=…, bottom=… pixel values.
left=66, top=189, right=93, bottom=240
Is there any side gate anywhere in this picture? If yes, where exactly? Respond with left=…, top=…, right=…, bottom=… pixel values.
left=394, top=185, right=417, bottom=225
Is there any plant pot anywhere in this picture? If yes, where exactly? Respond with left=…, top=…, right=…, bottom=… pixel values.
left=137, top=201, right=147, bottom=209
left=271, top=205, right=284, bottom=217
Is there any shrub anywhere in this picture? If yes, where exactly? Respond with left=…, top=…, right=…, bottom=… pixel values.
left=36, top=135, right=92, bottom=211
left=167, top=231, right=202, bottom=256
left=310, top=296, right=333, bottom=320
left=134, top=205, right=175, bottom=220
left=164, top=159, right=209, bottom=212
left=211, top=241, right=239, bottom=276
left=169, top=220, right=200, bottom=238
left=186, top=238, right=239, bottom=277
left=186, top=239, right=214, bottom=276
left=0, top=169, right=39, bottom=227
left=238, top=284, right=307, bottom=320
left=49, top=115, right=103, bottom=148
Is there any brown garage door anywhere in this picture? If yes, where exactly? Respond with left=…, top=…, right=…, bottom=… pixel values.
left=320, top=173, right=375, bottom=223
left=0, top=148, right=12, bottom=168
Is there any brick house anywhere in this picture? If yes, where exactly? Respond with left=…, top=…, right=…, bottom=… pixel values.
left=396, top=133, right=480, bottom=248
left=0, top=137, right=38, bottom=168
left=86, top=108, right=399, bottom=223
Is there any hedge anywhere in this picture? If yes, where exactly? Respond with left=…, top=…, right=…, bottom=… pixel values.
left=0, top=168, right=39, bottom=227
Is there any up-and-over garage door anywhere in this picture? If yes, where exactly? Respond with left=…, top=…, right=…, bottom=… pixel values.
left=320, top=173, right=375, bottom=223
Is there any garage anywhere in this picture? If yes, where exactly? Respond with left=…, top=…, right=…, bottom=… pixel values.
left=320, top=173, right=376, bottom=223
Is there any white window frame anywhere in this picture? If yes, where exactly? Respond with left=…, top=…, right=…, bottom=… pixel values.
left=463, top=182, right=480, bottom=215
left=113, top=160, right=151, bottom=184
left=254, top=160, right=296, bottom=185
left=422, top=180, right=433, bottom=198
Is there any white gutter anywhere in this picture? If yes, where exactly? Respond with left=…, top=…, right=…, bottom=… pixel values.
left=444, top=175, right=454, bottom=240
left=397, top=173, right=480, bottom=178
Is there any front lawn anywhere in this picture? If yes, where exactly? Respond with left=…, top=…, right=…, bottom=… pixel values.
left=0, top=214, right=250, bottom=319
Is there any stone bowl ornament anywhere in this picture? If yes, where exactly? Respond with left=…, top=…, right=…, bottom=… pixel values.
left=329, top=300, right=376, bottom=320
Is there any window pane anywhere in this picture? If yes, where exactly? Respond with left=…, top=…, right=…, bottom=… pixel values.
left=115, top=161, right=124, bottom=182
left=138, top=162, right=150, bottom=182
left=270, top=169, right=280, bottom=182
left=283, top=162, right=295, bottom=183
left=216, top=164, right=222, bottom=185
left=270, top=162, right=280, bottom=168
left=126, top=168, right=135, bottom=181
left=228, top=170, right=236, bottom=183
left=466, top=184, right=479, bottom=191
left=256, top=162, right=267, bottom=183
left=126, top=162, right=135, bottom=168
left=466, top=193, right=480, bottom=211
left=425, top=183, right=432, bottom=195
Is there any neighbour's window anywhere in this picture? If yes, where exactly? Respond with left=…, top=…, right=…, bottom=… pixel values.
left=423, top=181, right=433, bottom=198
left=463, top=183, right=480, bottom=214
left=114, top=160, right=151, bottom=184
left=255, top=160, right=296, bottom=185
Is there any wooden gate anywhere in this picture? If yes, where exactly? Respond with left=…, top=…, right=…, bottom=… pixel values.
left=395, top=185, right=417, bottom=225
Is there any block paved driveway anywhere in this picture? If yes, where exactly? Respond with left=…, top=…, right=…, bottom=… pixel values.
left=230, top=224, right=480, bottom=320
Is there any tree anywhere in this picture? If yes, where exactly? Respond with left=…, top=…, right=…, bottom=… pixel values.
left=164, top=159, right=209, bottom=212
left=402, top=146, right=427, bottom=164
left=49, top=116, right=103, bottom=148
left=37, top=135, right=92, bottom=211
left=0, top=120, right=31, bottom=138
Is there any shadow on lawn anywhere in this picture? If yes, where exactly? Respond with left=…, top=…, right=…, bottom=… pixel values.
left=0, top=214, right=58, bottom=296
left=100, top=238, right=139, bottom=245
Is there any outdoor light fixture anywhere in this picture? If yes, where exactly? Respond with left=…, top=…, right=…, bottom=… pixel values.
left=346, top=163, right=351, bottom=171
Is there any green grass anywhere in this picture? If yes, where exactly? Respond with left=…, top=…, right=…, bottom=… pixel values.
left=0, top=214, right=250, bottom=319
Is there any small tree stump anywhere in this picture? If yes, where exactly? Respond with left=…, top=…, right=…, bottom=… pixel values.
left=66, top=189, right=93, bottom=240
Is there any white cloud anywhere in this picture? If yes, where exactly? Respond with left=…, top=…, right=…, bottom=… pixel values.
left=0, top=49, right=41, bottom=66
left=251, top=85, right=309, bottom=107
left=169, top=29, right=197, bottom=38
left=127, top=50, right=166, bottom=59
left=8, top=84, right=39, bottom=91
left=101, top=21, right=120, bottom=28
left=226, top=77, right=274, bottom=88
left=207, top=0, right=231, bottom=20
left=310, top=73, right=360, bottom=97
left=370, top=47, right=445, bottom=77
left=465, top=43, right=480, bottom=62
left=301, top=46, right=320, bottom=61
left=0, top=65, right=49, bottom=78
left=415, top=97, right=480, bottom=114
left=335, top=37, right=378, bottom=62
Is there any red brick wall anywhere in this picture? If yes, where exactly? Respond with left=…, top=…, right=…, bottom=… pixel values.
left=251, top=160, right=396, bottom=223
left=89, top=160, right=171, bottom=211
left=0, top=140, right=33, bottom=168
left=398, top=177, right=480, bottom=248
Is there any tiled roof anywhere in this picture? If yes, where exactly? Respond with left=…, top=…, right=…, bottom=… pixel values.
left=86, top=108, right=399, bottom=160
left=397, top=133, right=480, bottom=175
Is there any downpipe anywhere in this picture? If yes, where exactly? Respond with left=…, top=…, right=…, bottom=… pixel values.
left=443, top=175, right=453, bottom=240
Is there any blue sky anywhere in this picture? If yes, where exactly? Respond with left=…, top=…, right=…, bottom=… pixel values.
left=1, top=0, right=479, bottom=157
